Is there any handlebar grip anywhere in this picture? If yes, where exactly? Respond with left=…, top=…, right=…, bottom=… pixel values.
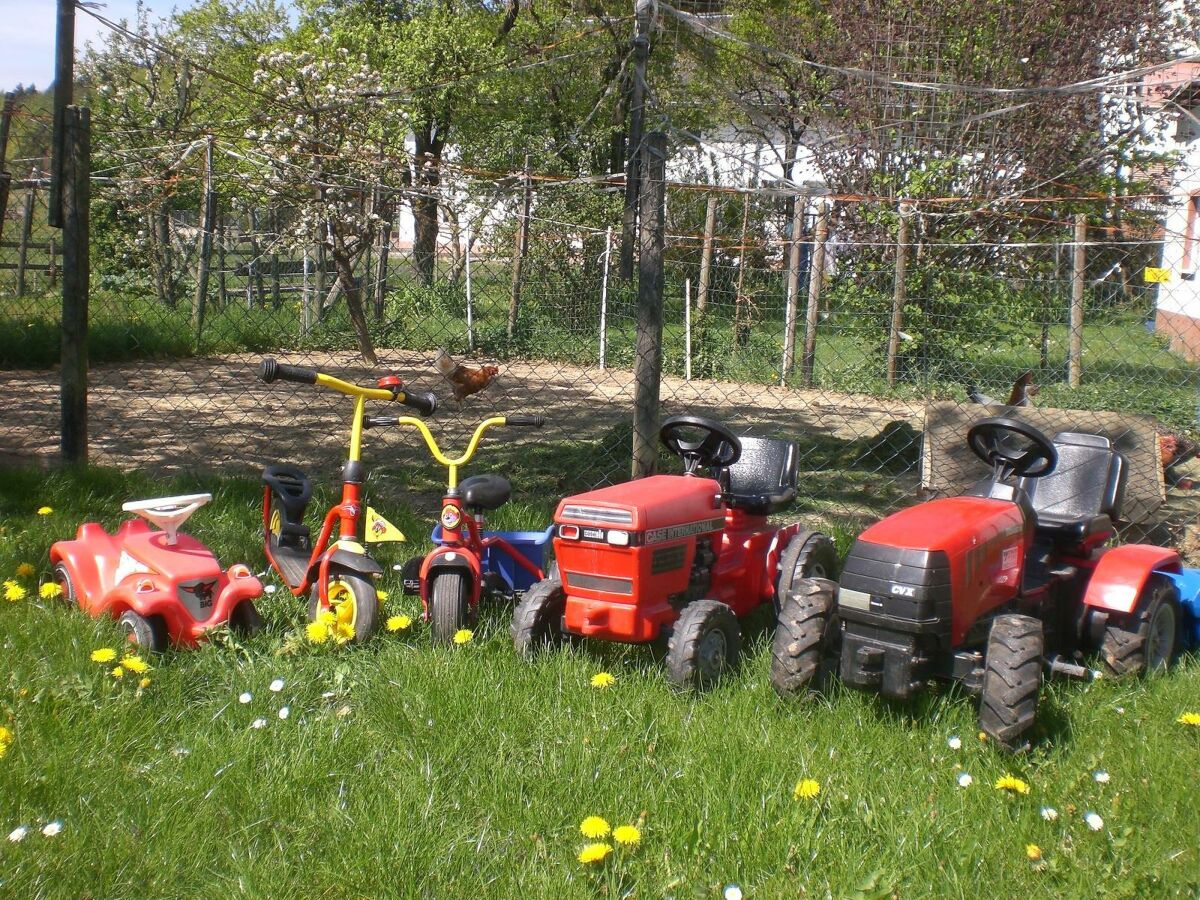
left=260, top=358, right=318, bottom=385
left=506, top=414, right=545, bottom=427
left=398, top=390, right=438, bottom=417
left=364, top=416, right=397, bottom=429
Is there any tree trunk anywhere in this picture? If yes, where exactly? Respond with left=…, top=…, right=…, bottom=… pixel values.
left=332, top=248, right=377, bottom=365
left=153, top=203, right=174, bottom=307
left=411, top=128, right=444, bottom=287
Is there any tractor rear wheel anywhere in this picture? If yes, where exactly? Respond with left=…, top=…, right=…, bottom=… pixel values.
left=430, top=571, right=471, bottom=645
left=118, top=610, right=168, bottom=654
left=770, top=578, right=838, bottom=698
left=666, top=599, right=741, bottom=691
left=1101, top=574, right=1180, bottom=676
left=979, top=614, right=1043, bottom=751
left=512, top=578, right=566, bottom=657
left=775, top=532, right=838, bottom=613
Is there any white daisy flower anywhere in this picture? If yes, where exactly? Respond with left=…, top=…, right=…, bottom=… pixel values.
left=1085, top=812, right=1104, bottom=831
left=8, top=825, right=28, bottom=842
left=1093, top=771, right=1110, bottom=784
left=947, top=736, right=962, bottom=750
left=1040, top=806, right=1058, bottom=822
left=239, top=692, right=252, bottom=704
left=250, top=718, right=267, bottom=730
left=269, top=678, right=284, bottom=693
left=42, top=821, right=63, bottom=837
left=957, top=772, right=973, bottom=788
left=278, top=706, right=290, bottom=720
left=723, top=886, right=743, bottom=900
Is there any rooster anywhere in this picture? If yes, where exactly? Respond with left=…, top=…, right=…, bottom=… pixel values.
left=434, top=349, right=500, bottom=402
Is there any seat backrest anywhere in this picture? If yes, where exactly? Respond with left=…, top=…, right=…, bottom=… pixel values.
left=723, top=436, right=797, bottom=514
left=1017, top=431, right=1127, bottom=522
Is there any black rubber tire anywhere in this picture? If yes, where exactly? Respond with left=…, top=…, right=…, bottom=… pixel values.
left=53, top=562, right=76, bottom=605
left=775, top=531, right=838, bottom=613
left=430, top=570, right=471, bottom=645
left=979, top=614, right=1043, bottom=750
left=228, top=600, right=264, bottom=638
left=1101, top=574, right=1181, bottom=676
left=308, top=568, right=378, bottom=643
left=665, top=599, right=741, bottom=690
left=512, top=578, right=566, bottom=657
left=118, top=609, right=169, bottom=653
left=770, top=577, right=838, bottom=698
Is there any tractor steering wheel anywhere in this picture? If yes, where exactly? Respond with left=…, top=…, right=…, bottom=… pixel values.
left=966, top=416, right=1057, bottom=479
left=659, top=415, right=742, bottom=473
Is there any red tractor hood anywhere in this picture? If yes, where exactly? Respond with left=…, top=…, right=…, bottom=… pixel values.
left=858, top=495, right=1029, bottom=553
left=555, top=474, right=723, bottom=534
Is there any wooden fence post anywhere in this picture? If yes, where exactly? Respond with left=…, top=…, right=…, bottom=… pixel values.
left=780, top=193, right=806, bottom=381
left=631, top=131, right=667, bottom=480
left=801, top=199, right=830, bottom=387
left=48, top=237, right=58, bottom=287
left=507, top=155, right=532, bottom=340
left=696, top=194, right=717, bottom=314
left=49, top=0, right=75, bottom=228
left=1068, top=213, right=1086, bottom=388
left=16, top=187, right=34, bottom=296
left=61, top=106, right=89, bottom=464
left=193, top=136, right=216, bottom=345
left=373, top=209, right=391, bottom=322
left=886, top=201, right=912, bottom=389
left=217, top=214, right=227, bottom=307
left=0, top=92, right=14, bottom=246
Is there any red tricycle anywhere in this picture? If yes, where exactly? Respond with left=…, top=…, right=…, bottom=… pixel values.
left=512, top=415, right=836, bottom=688
left=366, top=412, right=552, bottom=643
left=49, top=493, right=264, bottom=651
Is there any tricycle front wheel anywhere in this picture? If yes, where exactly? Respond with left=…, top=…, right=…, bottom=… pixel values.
left=309, top=569, right=378, bottom=643
left=430, top=571, right=471, bottom=645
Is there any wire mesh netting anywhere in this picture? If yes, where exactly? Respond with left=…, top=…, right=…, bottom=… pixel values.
left=3, top=0, right=1200, bottom=549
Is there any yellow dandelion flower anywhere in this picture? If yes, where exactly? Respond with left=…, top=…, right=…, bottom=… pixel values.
left=317, top=609, right=336, bottom=627
left=110, top=665, right=125, bottom=679
left=387, top=614, right=412, bottom=632
left=15, top=563, right=35, bottom=578
left=1025, top=844, right=1042, bottom=861
left=577, top=842, right=612, bottom=865
left=3, top=580, right=26, bottom=602
left=793, top=778, right=821, bottom=801
left=612, top=825, right=641, bottom=846
left=0, top=725, right=13, bottom=751
left=306, top=621, right=330, bottom=644
left=591, top=671, right=616, bottom=689
left=1178, top=712, right=1200, bottom=727
left=138, top=677, right=152, bottom=689
left=994, top=775, right=1030, bottom=795
left=90, top=648, right=117, bottom=663
left=36, top=506, right=53, bottom=516
left=453, top=629, right=474, bottom=645
left=333, top=621, right=355, bottom=644
left=39, top=582, right=63, bottom=600
left=120, top=655, right=150, bottom=674
left=377, top=590, right=390, bottom=600
left=579, top=816, right=610, bottom=839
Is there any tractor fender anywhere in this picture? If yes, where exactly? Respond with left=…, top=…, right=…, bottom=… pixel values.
left=419, top=548, right=481, bottom=608
left=325, top=547, right=383, bottom=577
left=1082, top=544, right=1182, bottom=615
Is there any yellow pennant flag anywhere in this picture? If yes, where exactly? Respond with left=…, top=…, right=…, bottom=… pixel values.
left=1144, top=267, right=1171, bottom=284
left=364, top=506, right=406, bottom=543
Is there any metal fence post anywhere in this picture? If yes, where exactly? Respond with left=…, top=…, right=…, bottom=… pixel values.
left=802, top=199, right=830, bottom=388
left=1069, top=213, right=1086, bottom=388
left=886, top=201, right=912, bottom=388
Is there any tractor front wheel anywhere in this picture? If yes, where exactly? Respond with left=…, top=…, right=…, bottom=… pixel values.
left=309, top=568, right=378, bottom=643
left=430, top=571, right=471, bottom=645
left=1101, top=574, right=1181, bottom=676
left=770, top=577, right=839, bottom=698
left=775, top=532, right=838, bottom=613
left=666, top=599, right=741, bottom=691
left=979, top=614, right=1043, bottom=751
left=118, top=610, right=168, bottom=653
left=512, top=578, right=566, bottom=657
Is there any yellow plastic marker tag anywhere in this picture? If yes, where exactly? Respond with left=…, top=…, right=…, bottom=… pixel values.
left=1144, top=267, right=1171, bottom=283
left=364, top=507, right=406, bottom=543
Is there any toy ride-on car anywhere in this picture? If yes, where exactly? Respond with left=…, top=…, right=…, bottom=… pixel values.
left=772, top=415, right=1200, bottom=749
left=49, top=493, right=265, bottom=651
left=512, top=415, right=836, bottom=689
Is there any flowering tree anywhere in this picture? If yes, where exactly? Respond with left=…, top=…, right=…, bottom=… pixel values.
left=245, top=47, right=408, bottom=363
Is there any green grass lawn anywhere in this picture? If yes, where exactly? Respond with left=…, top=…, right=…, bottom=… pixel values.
left=2, top=465, right=1200, bottom=897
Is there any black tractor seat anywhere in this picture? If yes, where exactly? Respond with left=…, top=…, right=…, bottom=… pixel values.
left=459, top=474, right=511, bottom=511
left=1017, top=431, right=1127, bottom=547
left=720, top=436, right=797, bottom=516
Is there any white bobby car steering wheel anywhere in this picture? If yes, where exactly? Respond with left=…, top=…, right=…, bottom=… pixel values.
left=122, top=493, right=212, bottom=546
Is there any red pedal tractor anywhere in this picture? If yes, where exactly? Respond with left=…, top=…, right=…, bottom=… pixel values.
left=513, top=415, right=836, bottom=689
left=49, top=493, right=264, bottom=651
left=773, top=416, right=1200, bottom=749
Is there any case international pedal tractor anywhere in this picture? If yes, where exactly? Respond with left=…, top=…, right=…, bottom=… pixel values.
left=513, top=415, right=837, bottom=689
left=257, top=358, right=437, bottom=642
left=772, top=415, right=1200, bottom=749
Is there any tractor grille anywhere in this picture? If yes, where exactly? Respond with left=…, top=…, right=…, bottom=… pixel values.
left=565, top=572, right=633, bottom=596
left=560, top=505, right=634, bottom=526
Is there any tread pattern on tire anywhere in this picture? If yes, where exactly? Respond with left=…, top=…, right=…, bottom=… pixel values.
left=979, top=614, right=1043, bottom=749
left=1101, top=575, right=1178, bottom=677
left=511, top=578, right=565, bottom=656
left=775, top=531, right=837, bottom=613
left=770, top=577, right=837, bottom=698
left=430, top=570, right=469, bottom=644
left=665, top=599, right=741, bottom=690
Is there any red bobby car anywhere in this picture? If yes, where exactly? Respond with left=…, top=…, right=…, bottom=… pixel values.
left=49, top=493, right=264, bottom=651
